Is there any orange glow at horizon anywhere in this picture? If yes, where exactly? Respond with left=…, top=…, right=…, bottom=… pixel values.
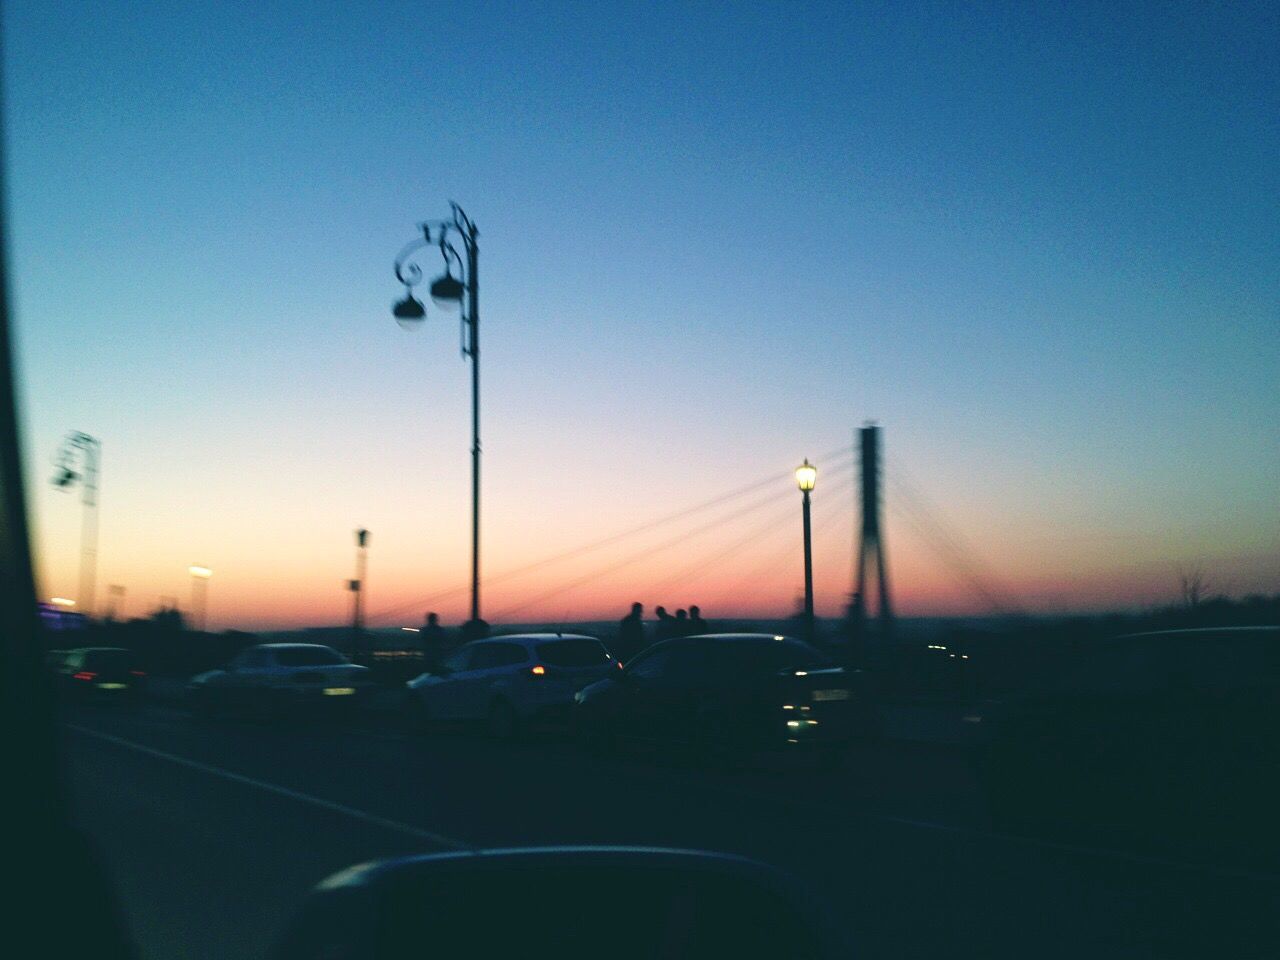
left=30, top=460, right=1279, bottom=632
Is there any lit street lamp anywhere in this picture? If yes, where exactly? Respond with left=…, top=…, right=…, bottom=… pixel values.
left=392, top=203, right=485, bottom=636
left=189, top=565, right=212, bottom=632
left=51, top=431, right=101, bottom=618
left=795, top=459, right=817, bottom=643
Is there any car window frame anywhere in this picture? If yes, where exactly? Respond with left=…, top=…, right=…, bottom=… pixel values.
left=438, top=645, right=475, bottom=674
left=273, top=646, right=346, bottom=668
left=482, top=642, right=529, bottom=669
left=625, top=639, right=707, bottom=682
left=623, top=641, right=674, bottom=679
left=232, top=648, right=272, bottom=670
left=534, top=637, right=611, bottom=667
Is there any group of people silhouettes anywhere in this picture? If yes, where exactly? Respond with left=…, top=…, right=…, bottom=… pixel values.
left=616, top=602, right=707, bottom=661
left=413, top=603, right=707, bottom=666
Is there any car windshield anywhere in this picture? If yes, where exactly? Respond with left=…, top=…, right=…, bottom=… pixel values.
left=535, top=639, right=611, bottom=667
left=273, top=647, right=346, bottom=667
left=6, top=5, right=1278, bottom=960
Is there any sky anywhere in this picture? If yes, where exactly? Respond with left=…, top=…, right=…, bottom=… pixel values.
left=3, top=1, right=1277, bottom=630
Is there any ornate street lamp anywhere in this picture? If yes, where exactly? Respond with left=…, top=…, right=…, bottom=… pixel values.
left=391, top=204, right=485, bottom=635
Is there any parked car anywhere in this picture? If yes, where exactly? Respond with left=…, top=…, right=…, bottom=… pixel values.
left=974, top=626, right=1280, bottom=863
left=188, top=643, right=372, bottom=717
left=405, top=634, right=617, bottom=737
left=54, top=647, right=145, bottom=702
left=573, top=634, right=864, bottom=762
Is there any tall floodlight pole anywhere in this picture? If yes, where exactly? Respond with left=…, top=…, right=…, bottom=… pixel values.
left=351, top=528, right=369, bottom=644
left=51, top=432, right=100, bottom=618
left=392, top=203, right=484, bottom=635
left=188, top=565, right=212, bottom=632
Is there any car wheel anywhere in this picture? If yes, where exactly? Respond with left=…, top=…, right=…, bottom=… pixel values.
left=486, top=699, right=519, bottom=740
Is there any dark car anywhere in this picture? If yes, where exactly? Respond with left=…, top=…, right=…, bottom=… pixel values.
left=54, top=647, right=145, bottom=702
left=574, top=633, right=865, bottom=763
left=974, top=626, right=1280, bottom=863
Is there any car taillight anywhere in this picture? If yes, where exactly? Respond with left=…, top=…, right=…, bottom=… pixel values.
left=73, top=671, right=97, bottom=681
left=616, top=660, right=624, bottom=670
left=130, top=669, right=147, bottom=677
left=529, top=665, right=546, bottom=677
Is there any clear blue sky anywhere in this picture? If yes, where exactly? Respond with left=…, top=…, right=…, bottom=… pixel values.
left=4, top=1, right=1278, bottom=626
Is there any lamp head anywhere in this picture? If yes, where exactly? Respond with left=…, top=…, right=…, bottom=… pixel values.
left=392, top=292, right=426, bottom=330
left=795, top=459, right=817, bottom=492
left=429, top=272, right=465, bottom=308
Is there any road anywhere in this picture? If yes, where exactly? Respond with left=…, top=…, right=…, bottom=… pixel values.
left=62, top=701, right=1280, bottom=959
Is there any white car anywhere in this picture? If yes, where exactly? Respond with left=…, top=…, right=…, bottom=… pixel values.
left=406, top=633, right=618, bottom=737
left=188, top=643, right=372, bottom=716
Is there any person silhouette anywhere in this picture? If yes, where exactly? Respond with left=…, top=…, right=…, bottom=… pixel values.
left=654, top=605, right=675, bottom=642
left=421, top=612, right=448, bottom=667
left=688, top=605, right=707, bottom=634
left=674, top=608, right=689, bottom=636
left=618, top=602, right=644, bottom=661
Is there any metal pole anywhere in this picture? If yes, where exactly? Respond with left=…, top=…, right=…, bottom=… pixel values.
left=191, top=575, right=207, bottom=632
left=802, top=488, right=814, bottom=643
left=106, top=584, right=125, bottom=621
left=79, top=438, right=99, bottom=618
left=467, top=233, right=481, bottom=625
left=354, top=531, right=368, bottom=633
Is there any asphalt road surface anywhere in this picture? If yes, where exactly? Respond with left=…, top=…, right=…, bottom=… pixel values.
left=62, top=702, right=1280, bottom=959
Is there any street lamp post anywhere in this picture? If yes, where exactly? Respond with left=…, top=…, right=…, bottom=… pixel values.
left=188, top=565, right=212, bottom=632
left=392, top=203, right=485, bottom=636
left=795, top=459, right=817, bottom=644
left=350, top=528, right=369, bottom=649
left=105, top=584, right=126, bottom=621
left=52, top=431, right=101, bottom=619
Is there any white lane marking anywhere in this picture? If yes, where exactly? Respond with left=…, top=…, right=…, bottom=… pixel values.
left=67, top=724, right=472, bottom=852
left=70, top=719, right=1274, bottom=883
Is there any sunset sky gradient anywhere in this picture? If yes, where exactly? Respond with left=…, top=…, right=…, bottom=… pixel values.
left=4, top=2, right=1277, bottom=629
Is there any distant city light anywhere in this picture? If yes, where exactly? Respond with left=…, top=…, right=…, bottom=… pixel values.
left=401, top=626, right=420, bottom=633
left=189, top=565, right=213, bottom=579
left=50, top=597, right=76, bottom=607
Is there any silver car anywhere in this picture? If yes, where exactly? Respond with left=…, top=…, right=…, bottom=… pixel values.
left=406, top=633, right=618, bottom=737
left=188, top=643, right=372, bottom=716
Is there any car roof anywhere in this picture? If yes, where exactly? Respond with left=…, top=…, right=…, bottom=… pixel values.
left=252, top=643, right=340, bottom=651
left=684, top=633, right=803, bottom=644
left=471, top=633, right=601, bottom=645
left=1107, top=626, right=1280, bottom=642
